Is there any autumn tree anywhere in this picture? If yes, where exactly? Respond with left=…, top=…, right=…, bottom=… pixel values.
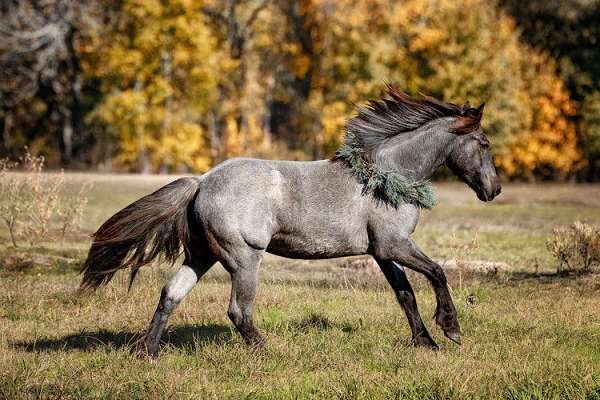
left=82, top=0, right=218, bottom=173
left=200, top=0, right=271, bottom=160
left=501, top=0, right=600, bottom=180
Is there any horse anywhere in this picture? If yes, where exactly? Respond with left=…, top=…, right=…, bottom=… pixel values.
left=81, top=85, right=501, bottom=357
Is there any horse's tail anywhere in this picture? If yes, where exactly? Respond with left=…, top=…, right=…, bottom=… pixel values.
left=80, top=177, right=200, bottom=291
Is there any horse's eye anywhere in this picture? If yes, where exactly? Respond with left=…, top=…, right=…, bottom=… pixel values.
left=480, top=141, right=489, bottom=149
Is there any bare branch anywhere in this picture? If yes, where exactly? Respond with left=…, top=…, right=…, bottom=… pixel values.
left=200, top=6, right=227, bottom=25
left=245, top=0, right=269, bottom=28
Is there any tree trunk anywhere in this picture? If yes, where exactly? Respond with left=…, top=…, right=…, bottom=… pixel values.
left=62, top=107, right=73, bottom=163
left=132, top=80, right=150, bottom=174
left=207, top=110, right=220, bottom=160
left=2, top=111, right=13, bottom=150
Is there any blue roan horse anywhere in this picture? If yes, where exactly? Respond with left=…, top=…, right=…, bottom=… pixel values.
left=82, top=86, right=501, bottom=356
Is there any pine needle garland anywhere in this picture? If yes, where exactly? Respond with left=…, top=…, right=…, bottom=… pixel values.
left=335, top=133, right=436, bottom=209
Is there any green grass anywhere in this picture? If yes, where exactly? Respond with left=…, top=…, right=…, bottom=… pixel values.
left=1, top=175, right=599, bottom=399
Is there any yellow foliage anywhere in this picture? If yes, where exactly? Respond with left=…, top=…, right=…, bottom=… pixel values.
left=495, top=66, right=582, bottom=179
left=320, top=101, right=351, bottom=155
left=81, top=0, right=218, bottom=172
left=222, top=117, right=243, bottom=159
left=221, top=114, right=269, bottom=160
left=150, top=123, right=211, bottom=172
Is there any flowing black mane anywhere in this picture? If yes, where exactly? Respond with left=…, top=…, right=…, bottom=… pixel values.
left=341, top=85, right=484, bottom=160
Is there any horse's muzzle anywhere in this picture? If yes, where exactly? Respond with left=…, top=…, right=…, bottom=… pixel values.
left=483, top=177, right=501, bottom=201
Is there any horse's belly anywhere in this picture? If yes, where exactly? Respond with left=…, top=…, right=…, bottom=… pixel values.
left=266, top=231, right=368, bottom=259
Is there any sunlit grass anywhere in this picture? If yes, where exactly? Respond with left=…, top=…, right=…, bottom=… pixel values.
left=1, top=266, right=599, bottom=399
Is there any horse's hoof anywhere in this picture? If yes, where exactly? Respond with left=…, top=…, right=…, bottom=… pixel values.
left=444, top=330, right=462, bottom=345
left=134, top=339, right=159, bottom=359
left=248, top=336, right=266, bottom=349
left=435, top=310, right=461, bottom=345
left=412, top=336, right=439, bottom=350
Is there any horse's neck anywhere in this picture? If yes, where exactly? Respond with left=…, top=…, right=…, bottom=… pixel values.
left=375, top=126, right=455, bottom=181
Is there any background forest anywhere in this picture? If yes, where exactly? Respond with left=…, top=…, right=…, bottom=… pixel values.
left=1, top=0, right=599, bottom=181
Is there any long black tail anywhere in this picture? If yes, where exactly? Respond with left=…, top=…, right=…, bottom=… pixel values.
left=80, top=177, right=200, bottom=291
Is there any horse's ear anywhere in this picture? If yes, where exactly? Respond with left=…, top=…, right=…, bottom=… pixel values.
left=477, top=103, right=485, bottom=116
left=451, top=102, right=484, bottom=135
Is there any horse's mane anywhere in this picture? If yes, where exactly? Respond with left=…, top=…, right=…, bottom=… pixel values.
left=340, top=84, right=484, bottom=160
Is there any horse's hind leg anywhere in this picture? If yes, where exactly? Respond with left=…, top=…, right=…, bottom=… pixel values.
left=376, top=259, right=438, bottom=349
left=220, top=247, right=265, bottom=346
left=140, top=256, right=215, bottom=357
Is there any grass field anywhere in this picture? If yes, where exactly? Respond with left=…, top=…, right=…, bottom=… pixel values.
left=1, top=174, right=599, bottom=399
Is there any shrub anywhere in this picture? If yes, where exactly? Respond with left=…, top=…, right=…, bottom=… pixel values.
left=0, top=149, right=90, bottom=247
left=546, top=221, right=600, bottom=273
left=0, top=158, right=22, bottom=247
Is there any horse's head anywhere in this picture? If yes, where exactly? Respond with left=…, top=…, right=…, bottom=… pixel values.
left=340, top=86, right=502, bottom=202
left=446, top=104, right=501, bottom=202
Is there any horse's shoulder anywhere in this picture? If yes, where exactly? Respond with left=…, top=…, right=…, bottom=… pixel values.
left=368, top=203, right=420, bottom=237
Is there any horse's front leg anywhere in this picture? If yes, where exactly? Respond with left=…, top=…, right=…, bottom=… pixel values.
left=376, top=259, right=438, bottom=349
left=375, top=238, right=461, bottom=344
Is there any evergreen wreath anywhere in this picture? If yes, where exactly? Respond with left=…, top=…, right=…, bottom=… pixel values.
left=335, top=133, right=436, bottom=209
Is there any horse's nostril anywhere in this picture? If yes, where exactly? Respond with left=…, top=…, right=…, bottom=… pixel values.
left=495, top=185, right=502, bottom=196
